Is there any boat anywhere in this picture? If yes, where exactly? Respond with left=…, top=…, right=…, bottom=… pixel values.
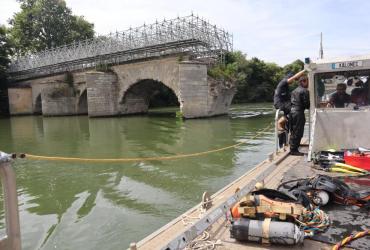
left=0, top=55, right=369, bottom=250
left=132, top=54, right=370, bottom=249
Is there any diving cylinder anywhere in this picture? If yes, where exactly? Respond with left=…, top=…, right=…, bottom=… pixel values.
left=230, top=218, right=304, bottom=245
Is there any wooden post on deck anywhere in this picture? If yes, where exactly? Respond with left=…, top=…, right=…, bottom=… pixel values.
left=0, top=152, right=21, bottom=250
left=129, top=242, right=137, bottom=250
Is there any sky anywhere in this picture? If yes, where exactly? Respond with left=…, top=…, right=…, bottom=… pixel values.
left=1, top=0, right=370, bottom=66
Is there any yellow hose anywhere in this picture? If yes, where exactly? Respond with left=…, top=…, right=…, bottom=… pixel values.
left=21, top=122, right=273, bottom=163
left=329, top=167, right=362, bottom=175
left=333, top=163, right=368, bottom=173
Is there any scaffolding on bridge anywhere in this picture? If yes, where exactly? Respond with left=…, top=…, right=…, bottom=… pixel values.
left=8, top=14, right=233, bottom=80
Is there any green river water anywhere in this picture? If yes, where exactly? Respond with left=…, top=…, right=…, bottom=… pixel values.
left=0, top=103, right=276, bottom=250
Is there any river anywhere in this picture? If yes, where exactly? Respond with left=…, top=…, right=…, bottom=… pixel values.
left=0, top=103, right=276, bottom=250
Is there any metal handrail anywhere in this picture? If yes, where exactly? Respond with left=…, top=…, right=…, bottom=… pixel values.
left=0, top=152, right=21, bottom=250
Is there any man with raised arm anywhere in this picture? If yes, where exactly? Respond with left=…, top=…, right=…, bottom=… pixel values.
left=273, top=69, right=307, bottom=115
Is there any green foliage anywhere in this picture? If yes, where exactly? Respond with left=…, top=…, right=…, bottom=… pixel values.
left=95, top=63, right=113, bottom=73
left=0, top=25, right=12, bottom=87
left=175, top=111, right=183, bottom=118
left=209, top=51, right=304, bottom=103
left=9, top=0, right=94, bottom=54
left=208, top=51, right=248, bottom=82
left=282, top=59, right=304, bottom=76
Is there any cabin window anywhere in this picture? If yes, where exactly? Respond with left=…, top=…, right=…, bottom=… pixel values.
left=314, top=70, right=370, bottom=108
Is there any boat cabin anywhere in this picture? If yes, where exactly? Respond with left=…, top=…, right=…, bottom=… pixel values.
left=307, top=55, right=370, bottom=159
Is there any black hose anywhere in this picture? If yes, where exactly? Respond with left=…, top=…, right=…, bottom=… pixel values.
left=277, top=177, right=312, bottom=190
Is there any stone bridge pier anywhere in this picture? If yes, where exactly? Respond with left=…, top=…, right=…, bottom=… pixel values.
left=8, top=57, right=235, bottom=118
left=8, top=73, right=87, bottom=116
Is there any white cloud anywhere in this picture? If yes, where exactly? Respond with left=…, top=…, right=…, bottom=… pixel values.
left=0, top=0, right=20, bottom=24
left=1, top=0, right=370, bottom=65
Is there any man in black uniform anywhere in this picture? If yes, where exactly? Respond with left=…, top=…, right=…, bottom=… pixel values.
left=289, top=75, right=310, bottom=156
left=274, top=69, right=307, bottom=115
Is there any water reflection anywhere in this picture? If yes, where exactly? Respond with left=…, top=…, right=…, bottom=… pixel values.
left=0, top=103, right=275, bottom=250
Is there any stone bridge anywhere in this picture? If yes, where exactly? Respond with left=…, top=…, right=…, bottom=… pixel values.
left=7, top=15, right=235, bottom=118
left=8, top=56, right=235, bottom=118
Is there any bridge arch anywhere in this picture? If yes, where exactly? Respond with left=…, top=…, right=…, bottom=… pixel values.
left=118, top=79, right=180, bottom=115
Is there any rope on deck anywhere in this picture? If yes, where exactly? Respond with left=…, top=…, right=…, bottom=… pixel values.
left=19, top=122, right=274, bottom=163
left=332, top=229, right=369, bottom=250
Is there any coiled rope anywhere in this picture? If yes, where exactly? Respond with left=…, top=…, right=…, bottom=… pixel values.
left=332, top=229, right=369, bottom=250
left=20, top=122, right=273, bottom=163
left=295, top=208, right=331, bottom=237
left=185, top=231, right=222, bottom=250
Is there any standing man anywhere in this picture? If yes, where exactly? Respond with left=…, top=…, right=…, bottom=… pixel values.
left=274, top=69, right=307, bottom=115
left=289, top=75, right=310, bottom=156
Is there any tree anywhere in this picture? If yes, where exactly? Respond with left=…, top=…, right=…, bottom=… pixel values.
left=0, top=25, right=12, bottom=86
left=282, top=59, right=304, bottom=76
left=208, top=51, right=249, bottom=85
left=9, top=0, right=94, bottom=54
left=0, top=25, right=12, bottom=115
left=210, top=52, right=305, bottom=103
left=240, top=58, right=282, bottom=102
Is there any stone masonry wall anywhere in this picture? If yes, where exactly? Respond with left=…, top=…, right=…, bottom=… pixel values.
left=178, top=62, right=235, bottom=118
left=86, top=72, right=119, bottom=117
left=8, top=88, right=33, bottom=115
left=178, top=62, right=209, bottom=118
left=41, top=84, right=77, bottom=116
left=9, top=72, right=87, bottom=115
left=207, top=77, right=236, bottom=116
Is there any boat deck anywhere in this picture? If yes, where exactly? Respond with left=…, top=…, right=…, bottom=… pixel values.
left=134, top=145, right=369, bottom=250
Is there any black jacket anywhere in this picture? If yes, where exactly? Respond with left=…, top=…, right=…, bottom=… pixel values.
left=291, top=86, right=310, bottom=112
left=274, top=78, right=290, bottom=107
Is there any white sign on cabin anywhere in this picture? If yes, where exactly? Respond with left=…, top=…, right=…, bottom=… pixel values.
left=331, top=60, right=363, bottom=69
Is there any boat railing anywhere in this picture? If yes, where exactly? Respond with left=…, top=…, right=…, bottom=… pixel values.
left=0, top=152, right=21, bottom=250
